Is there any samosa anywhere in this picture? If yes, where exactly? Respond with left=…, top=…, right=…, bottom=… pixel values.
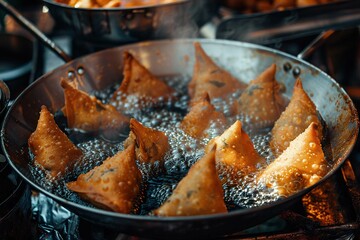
left=234, top=64, right=287, bottom=128
left=28, top=105, right=83, bottom=177
left=180, top=93, right=227, bottom=139
left=206, top=120, right=264, bottom=184
left=188, top=42, right=246, bottom=104
left=67, top=143, right=142, bottom=213
left=270, top=79, right=323, bottom=156
left=112, top=52, right=176, bottom=109
left=124, top=118, right=170, bottom=166
left=153, top=147, right=227, bottom=216
left=61, top=80, right=129, bottom=139
left=258, top=122, right=329, bottom=197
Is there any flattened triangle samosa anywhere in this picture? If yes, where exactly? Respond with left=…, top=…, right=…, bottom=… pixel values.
left=258, top=122, right=329, bottom=197
left=153, top=148, right=227, bottom=216
left=112, top=52, right=176, bottom=108
left=28, top=105, right=83, bottom=177
left=124, top=118, right=170, bottom=166
left=206, top=120, right=264, bottom=184
left=270, top=79, right=323, bottom=156
left=180, top=93, right=226, bottom=139
left=234, top=64, right=287, bottom=128
left=61, top=80, right=129, bottom=139
left=67, top=143, right=142, bottom=213
left=188, top=42, right=246, bottom=103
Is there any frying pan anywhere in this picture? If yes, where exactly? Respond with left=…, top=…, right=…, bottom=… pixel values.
left=42, top=0, right=218, bottom=45
left=0, top=39, right=358, bottom=238
left=0, top=3, right=359, bottom=240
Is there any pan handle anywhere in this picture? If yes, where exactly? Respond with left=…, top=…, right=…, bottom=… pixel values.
left=297, top=29, right=335, bottom=60
left=0, top=0, right=72, bottom=63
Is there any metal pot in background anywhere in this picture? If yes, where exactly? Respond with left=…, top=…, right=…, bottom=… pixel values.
left=43, top=0, right=219, bottom=45
left=0, top=33, right=36, bottom=99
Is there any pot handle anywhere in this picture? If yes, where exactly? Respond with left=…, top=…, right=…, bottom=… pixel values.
left=0, top=0, right=72, bottom=63
left=297, top=29, right=335, bottom=60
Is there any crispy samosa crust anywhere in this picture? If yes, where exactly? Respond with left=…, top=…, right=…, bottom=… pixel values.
left=124, top=118, right=170, bottom=166
left=188, top=42, right=246, bottom=103
left=258, top=122, right=329, bottom=197
left=234, top=64, right=287, bottom=128
left=67, top=143, right=142, bottom=213
left=61, top=80, right=129, bottom=138
left=180, top=93, right=227, bottom=139
left=112, top=52, right=176, bottom=107
left=28, top=105, right=83, bottom=177
left=153, top=148, right=227, bottom=216
left=270, top=79, right=323, bottom=156
left=206, top=120, right=264, bottom=183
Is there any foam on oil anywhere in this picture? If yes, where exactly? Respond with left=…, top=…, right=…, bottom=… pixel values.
left=28, top=74, right=330, bottom=215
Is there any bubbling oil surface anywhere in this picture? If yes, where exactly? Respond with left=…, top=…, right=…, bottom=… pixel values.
left=29, top=74, right=330, bottom=215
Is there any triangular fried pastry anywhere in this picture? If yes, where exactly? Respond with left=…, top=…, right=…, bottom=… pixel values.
left=153, top=147, right=227, bottom=216
left=61, top=80, right=129, bottom=139
left=270, top=79, right=323, bottom=156
left=258, top=122, right=329, bottom=197
left=124, top=118, right=170, bottom=166
left=206, top=120, right=264, bottom=184
left=112, top=52, right=176, bottom=108
left=180, top=93, right=227, bottom=139
left=188, top=42, right=246, bottom=103
left=28, top=105, right=83, bottom=177
left=67, top=143, right=142, bottom=213
left=234, top=64, right=287, bottom=128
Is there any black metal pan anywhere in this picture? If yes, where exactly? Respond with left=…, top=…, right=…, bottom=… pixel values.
left=0, top=2, right=358, bottom=239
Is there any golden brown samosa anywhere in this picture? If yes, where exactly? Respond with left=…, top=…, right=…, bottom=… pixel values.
left=153, top=148, right=227, bottom=216
left=180, top=93, right=227, bottom=139
left=67, top=143, right=142, bottom=213
left=61, top=80, right=129, bottom=138
left=124, top=118, right=170, bottom=166
left=270, top=79, right=323, bottom=156
left=28, top=105, right=83, bottom=177
left=234, top=64, right=287, bottom=128
left=206, top=120, right=264, bottom=184
left=258, top=122, right=329, bottom=197
left=112, top=52, right=176, bottom=107
left=188, top=42, right=246, bottom=103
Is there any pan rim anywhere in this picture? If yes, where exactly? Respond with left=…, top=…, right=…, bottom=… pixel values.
left=1, top=38, right=359, bottom=223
